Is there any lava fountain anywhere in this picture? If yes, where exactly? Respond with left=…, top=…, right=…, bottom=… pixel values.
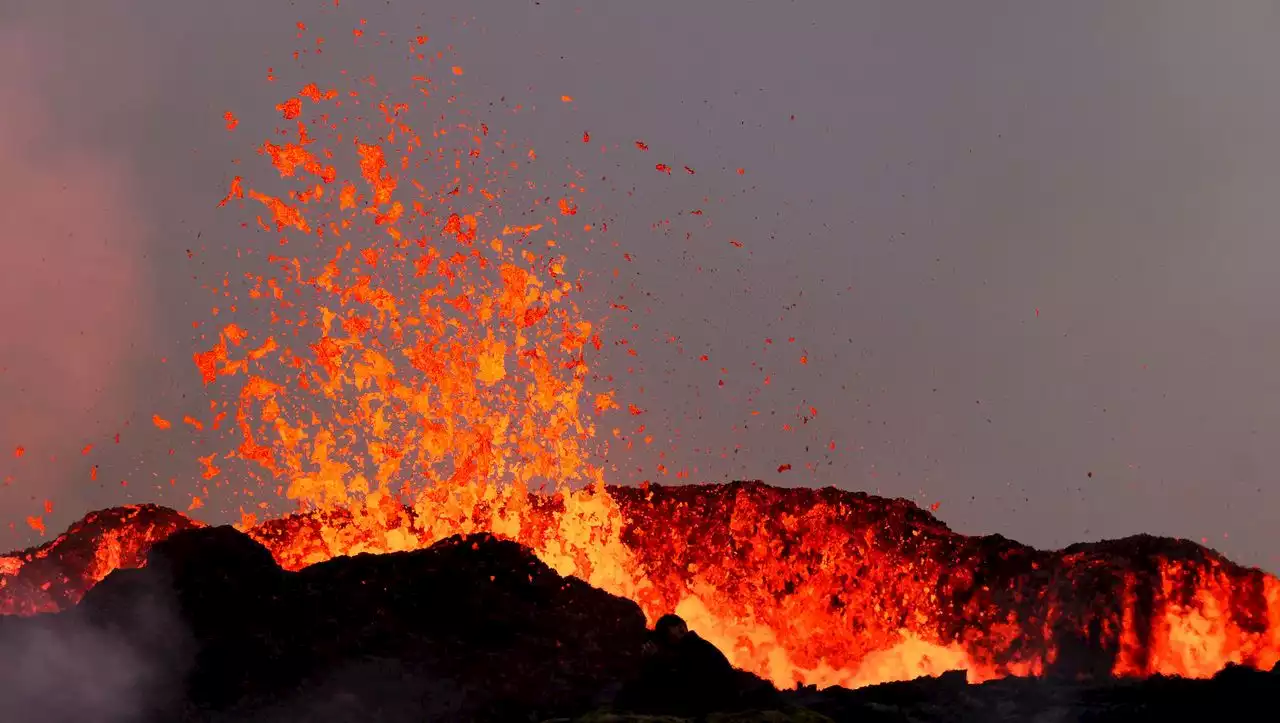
left=2, top=16, right=1278, bottom=693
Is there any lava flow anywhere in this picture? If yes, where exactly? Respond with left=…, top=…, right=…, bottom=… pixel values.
left=2, top=485, right=1279, bottom=690
left=3, top=16, right=1278, bottom=694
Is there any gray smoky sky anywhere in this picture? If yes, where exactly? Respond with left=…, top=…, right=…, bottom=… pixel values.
left=1, top=1, right=1278, bottom=573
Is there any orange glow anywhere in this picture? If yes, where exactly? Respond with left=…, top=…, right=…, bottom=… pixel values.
left=3, top=484, right=1278, bottom=690
left=2, top=18, right=1275, bottom=697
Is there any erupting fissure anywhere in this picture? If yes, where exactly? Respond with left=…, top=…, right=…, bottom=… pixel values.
left=2, top=487, right=1279, bottom=690
left=2, top=17, right=1278, bottom=694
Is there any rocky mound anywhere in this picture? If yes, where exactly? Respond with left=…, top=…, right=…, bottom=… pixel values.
left=8, top=526, right=654, bottom=722
left=0, top=523, right=1276, bottom=722
left=0, top=504, right=200, bottom=615
left=608, top=483, right=1280, bottom=679
left=3, top=482, right=1278, bottom=688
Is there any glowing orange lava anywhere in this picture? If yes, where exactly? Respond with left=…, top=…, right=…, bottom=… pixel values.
left=2, top=487, right=1278, bottom=690
left=1, top=18, right=1278, bottom=695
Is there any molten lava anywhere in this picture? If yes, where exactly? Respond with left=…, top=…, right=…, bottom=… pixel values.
left=3, top=16, right=1277, bottom=696
left=1, top=485, right=1278, bottom=690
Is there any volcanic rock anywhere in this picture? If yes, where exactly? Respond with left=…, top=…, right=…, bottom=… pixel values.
left=0, top=504, right=200, bottom=615
left=613, top=613, right=780, bottom=717
left=75, top=526, right=658, bottom=721
left=4, top=482, right=1280, bottom=721
left=790, top=664, right=1280, bottom=723
left=607, top=483, right=1280, bottom=681
left=0, top=518, right=1278, bottom=722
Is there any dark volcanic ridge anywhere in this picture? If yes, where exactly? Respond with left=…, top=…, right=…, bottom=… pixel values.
left=1, top=482, right=1278, bottom=721
left=0, top=521, right=1275, bottom=722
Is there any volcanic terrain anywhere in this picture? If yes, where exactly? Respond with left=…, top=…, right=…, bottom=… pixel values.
left=3, top=12, right=1278, bottom=721
left=1, top=482, right=1277, bottom=721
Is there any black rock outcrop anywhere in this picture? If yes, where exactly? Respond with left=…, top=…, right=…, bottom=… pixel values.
left=19, top=526, right=658, bottom=722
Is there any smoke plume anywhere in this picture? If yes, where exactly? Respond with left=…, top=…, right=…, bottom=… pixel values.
left=0, top=570, right=189, bottom=723
left=0, top=20, right=150, bottom=516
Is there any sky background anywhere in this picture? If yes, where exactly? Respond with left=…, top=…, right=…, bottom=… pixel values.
left=1, top=0, right=1278, bottom=572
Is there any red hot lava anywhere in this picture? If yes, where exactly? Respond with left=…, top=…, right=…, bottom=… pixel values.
left=2, top=482, right=1277, bottom=689
left=3, top=17, right=1276, bottom=694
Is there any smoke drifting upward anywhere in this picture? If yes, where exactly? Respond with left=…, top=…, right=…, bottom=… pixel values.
left=0, top=24, right=150, bottom=518
left=0, top=549, right=191, bottom=723
left=0, top=606, right=179, bottom=723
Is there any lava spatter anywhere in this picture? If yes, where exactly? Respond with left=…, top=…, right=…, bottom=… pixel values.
left=201, top=44, right=607, bottom=514
left=174, top=19, right=1280, bottom=689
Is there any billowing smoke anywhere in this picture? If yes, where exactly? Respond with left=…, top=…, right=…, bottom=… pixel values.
left=0, top=571, right=190, bottom=723
left=0, top=618, right=159, bottom=723
left=0, top=19, right=150, bottom=516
